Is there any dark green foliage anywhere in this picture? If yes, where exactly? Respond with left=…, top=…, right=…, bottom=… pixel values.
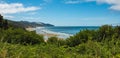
left=0, top=28, right=44, bottom=45
left=47, top=37, right=58, bottom=44
left=0, top=15, right=3, bottom=28
left=67, top=25, right=120, bottom=47
left=47, top=37, right=66, bottom=46
left=66, top=30, right=96, bottom=47
left=0, top=15, right=9, bottom=30
left=114, top=26, right=120, bottom=38
left=57, top=39, right=66, bottom=46
left=3, top=20, right=8, bottom=29
left=96, top=25, right=114, bottom=41
left=94, top=25, right=120, bottom=41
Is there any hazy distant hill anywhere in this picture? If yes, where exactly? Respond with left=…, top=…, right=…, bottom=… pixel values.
left=8, top=20, right=54, bottom=28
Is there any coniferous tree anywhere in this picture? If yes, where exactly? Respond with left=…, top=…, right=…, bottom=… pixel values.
left=0, top=14, right=3, bottom=28
left=0, top=14, right=9, bottom=29
left=3, top=20, right=8, bottom=29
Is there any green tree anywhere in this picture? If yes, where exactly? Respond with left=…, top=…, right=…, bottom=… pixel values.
left=0, top=14, right=3, bottom=28
left=3, top=20, right=8, bottom=29
left=0, top=14, right=9, bottom=29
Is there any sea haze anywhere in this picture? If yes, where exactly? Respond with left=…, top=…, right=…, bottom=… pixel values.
left=44, top=26, right=99, bottom=35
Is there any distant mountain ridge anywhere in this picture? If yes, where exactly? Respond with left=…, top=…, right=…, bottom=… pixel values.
left=8, top=20, right=54, bottom=28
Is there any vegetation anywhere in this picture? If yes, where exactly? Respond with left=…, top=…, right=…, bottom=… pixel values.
left=0, top=15, right=8, bottom=30
left=0, top=15, right=120, bottom=58
left=0, top=28, right=44, bottom=45
left=66, top=25, right=120, bottom=47
left=8, top=20, right=54, bottom=29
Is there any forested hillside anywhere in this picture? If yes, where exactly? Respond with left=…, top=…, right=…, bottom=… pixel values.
left=8, top=20, right=54, bottom=28
left=0, top=14, right=54, bottom=29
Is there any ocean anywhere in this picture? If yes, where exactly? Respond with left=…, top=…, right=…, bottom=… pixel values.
left=36, top=26, right=99, bottom=35
left=46, top=26, right=99, bottom=34
left=36, top=26, right=99, bottom=39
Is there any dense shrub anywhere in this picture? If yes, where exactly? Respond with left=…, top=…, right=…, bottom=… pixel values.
left=66, top=30, right=96, bottom=47
left=114, top=26, right=120, bottom=38
left=47, top=37, right=66, bottom=46
left=0, top=28, right=44, bottom=45
left=67, top=25, right=120, bottom=47
left=47, top=37, right=58, bottom=44
left=95, top=25, right=114, bottom=41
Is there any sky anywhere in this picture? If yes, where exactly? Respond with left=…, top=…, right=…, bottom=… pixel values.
left=0, top=0, right=120, bottom=26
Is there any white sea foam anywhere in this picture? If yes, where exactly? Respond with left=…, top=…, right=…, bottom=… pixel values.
left=36, top=27, right=73, bottom=39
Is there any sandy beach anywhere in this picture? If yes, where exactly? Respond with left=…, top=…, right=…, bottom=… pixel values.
left=26, top=27, right=72, bottom=40
left=26, top=28, right=36, bottom=31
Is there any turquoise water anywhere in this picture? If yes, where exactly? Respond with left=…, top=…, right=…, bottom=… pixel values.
left=45, top=26, right=99, bottom=35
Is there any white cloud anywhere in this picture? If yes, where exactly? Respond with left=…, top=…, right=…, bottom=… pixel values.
left=0, top=3, right=40, bottom=14
left=65, top=0, right=120, bottom=11
left=83, top=0, right=120, bottom=11
left=109, top=5, right=120, bottom=11
left=96, top=0, right=120, bottom=11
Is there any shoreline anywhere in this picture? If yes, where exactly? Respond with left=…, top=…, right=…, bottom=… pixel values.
left=26, top=27, right=72, bottom=40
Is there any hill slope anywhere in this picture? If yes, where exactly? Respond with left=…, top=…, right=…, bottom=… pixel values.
left=8, top=20, right=54, bottom=28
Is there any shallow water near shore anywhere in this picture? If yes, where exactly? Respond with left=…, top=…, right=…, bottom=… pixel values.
left=45, top=26, right=99, bottom=34
left=35, top=26, right=99, bottom=39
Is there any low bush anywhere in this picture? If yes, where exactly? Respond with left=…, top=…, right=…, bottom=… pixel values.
left=0, top=28, right=44, bottom=45
left=67, top=25, right=120, bottom=47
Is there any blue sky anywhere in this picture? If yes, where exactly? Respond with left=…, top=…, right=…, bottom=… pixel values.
left=0, top=0, right=120, bottom=26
